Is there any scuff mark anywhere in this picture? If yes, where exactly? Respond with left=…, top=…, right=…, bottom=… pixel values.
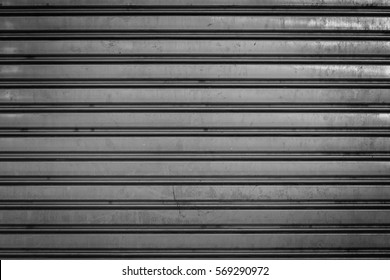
left=172, top=186, right=185, bottom=218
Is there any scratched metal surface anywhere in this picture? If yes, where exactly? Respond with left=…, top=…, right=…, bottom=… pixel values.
left=0, top=0, right=390, bottom=259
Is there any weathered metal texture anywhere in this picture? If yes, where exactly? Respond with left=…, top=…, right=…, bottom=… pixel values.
left=0, top=0, right=390, bottom=259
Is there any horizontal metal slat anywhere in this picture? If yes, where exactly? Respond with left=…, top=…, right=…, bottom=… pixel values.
left=1, top=209, right=389, bottom=224
left=0, top=16, right=388, bottom=31
left=1, top=137, right=389, bottom=152
left=1, top=88, right=389, bottom=105
left=1, top=233, right=390, bottom=249
left=0, top=161, right=389, bottom=176
left=1, top=64, right=390, bottom=80
left=0, top=112, right=388, bottom=129
left=5, top=40, right=389, bottom=56
left=1, top=185, right=389, bottom=201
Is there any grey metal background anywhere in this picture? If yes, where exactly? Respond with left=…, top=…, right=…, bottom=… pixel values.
left=0, top=0, right=390, bottom=258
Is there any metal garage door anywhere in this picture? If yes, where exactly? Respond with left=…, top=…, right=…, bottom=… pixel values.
left=0, top=0, right=390, bottom=258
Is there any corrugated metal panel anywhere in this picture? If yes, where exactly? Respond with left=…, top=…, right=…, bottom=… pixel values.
left=0, top=0, right=390, bottom=258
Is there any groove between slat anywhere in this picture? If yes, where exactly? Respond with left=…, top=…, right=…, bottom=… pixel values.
left=3, top=58, right=390, bottom=64
left=0, top=107, right=389, bottom=113
left=2, top=80, right=390, bottom=88
left=2, top=0, right=389, bottom=7
left=2, top=225, right=390, bottom=234
left=1, top=248, right=389, bottom=259
left=0, top=202, right=389, bottom=210
left=2, top=33, right=390, bottom=40
left=1, top=131, right=389, bottom=137
left=0, top=153, right=389, bottom=161
left=2, top=7, right=390, bottom=16
left=1, top=177, right=389, bottom=183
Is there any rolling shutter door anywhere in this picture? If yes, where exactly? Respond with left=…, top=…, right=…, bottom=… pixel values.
left=0, top=0, right=390, bottom=258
